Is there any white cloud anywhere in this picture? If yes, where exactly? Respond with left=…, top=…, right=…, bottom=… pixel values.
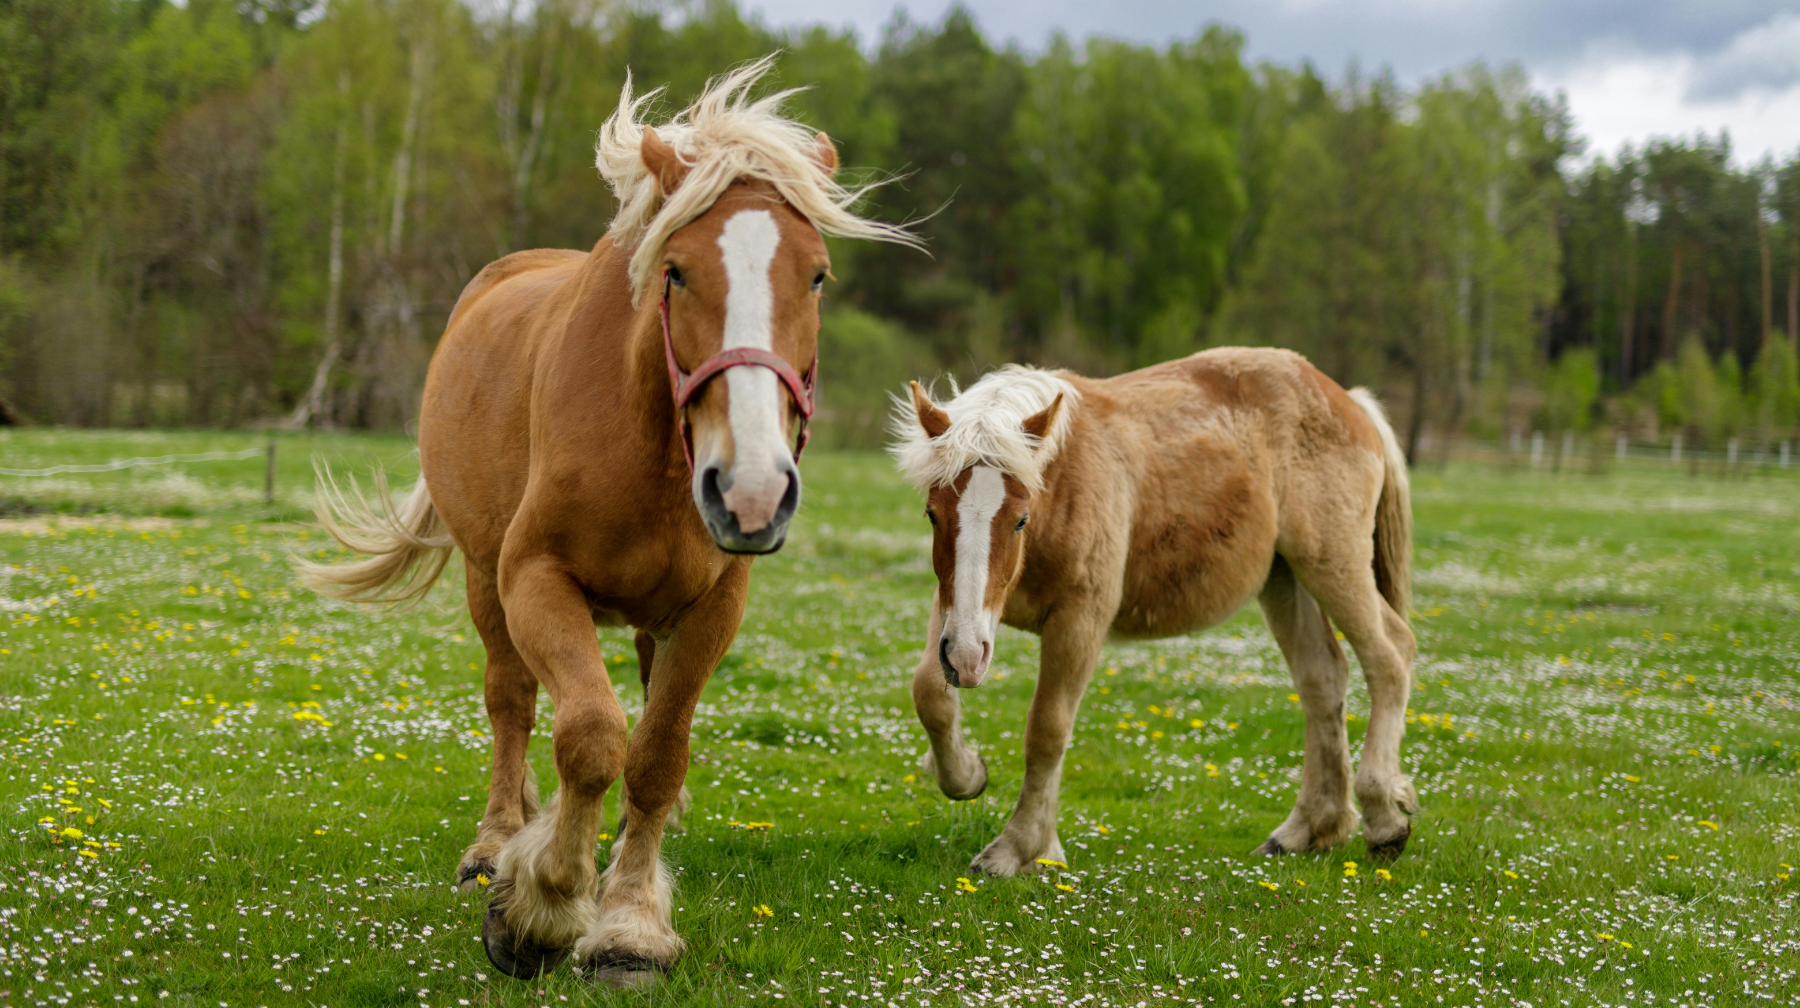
left=1547, top=43, right=1800, bottom=165
left=742, top=0, right=1800, bottom=165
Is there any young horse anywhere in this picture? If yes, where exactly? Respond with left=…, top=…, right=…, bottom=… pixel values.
left=891, top=349, right=1417, bottom=875
left=298, top=58, right=915, bottom=985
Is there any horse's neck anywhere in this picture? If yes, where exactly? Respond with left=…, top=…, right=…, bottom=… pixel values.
left=568, top=237, right=681, bottom=468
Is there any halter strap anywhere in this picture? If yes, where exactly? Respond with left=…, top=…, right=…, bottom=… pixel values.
left=660, top=271, right=815, bottom=470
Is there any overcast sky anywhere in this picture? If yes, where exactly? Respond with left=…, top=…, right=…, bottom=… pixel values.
left=742, top=0, right=1800, bottom=166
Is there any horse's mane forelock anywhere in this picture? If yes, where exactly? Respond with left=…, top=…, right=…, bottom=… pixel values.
left=888, top=366, right=1080, bottom=492
left=596, top=54, right=921, bottom=301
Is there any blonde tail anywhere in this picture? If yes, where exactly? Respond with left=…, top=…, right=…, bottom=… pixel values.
left=295, top=464, right=455, bottom=606
left=1347, top=388, right=1412, bottom=618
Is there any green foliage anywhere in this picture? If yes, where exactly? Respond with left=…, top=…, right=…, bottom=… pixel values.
left=813, top=307, right=938, bottom=449
left=1750, top=336, right=1800, bottom=438
left=2, top=0, right=1795, bottom=444
left=1543, top=347, right=1600, bottom=432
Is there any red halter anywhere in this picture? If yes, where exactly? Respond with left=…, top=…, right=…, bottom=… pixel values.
left=660, top=271, right=816, bottom=470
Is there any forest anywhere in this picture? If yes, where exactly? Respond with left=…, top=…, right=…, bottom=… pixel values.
left=3, top=0, right=1798, bottom=456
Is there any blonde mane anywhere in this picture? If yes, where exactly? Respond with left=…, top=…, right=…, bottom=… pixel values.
left=596, top=54, right=920, bottom=300
left=889, top=366, right=1081, bottom=492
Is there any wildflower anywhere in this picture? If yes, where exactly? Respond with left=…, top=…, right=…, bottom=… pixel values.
left=1375, top=869, right=1391, bottom=880
left=1257, top=880, right=1279, bottom=891
left=475, top=874, right=490, bottom=887
left=1597, top=933, right=1614, bottom=941
left=60, top=827, right=83, bottom=839
left=1342, top=861, right=1357, bottom=878
left=1620, top=941, right=1633, bottom=949
left=752, top=904, right=773, bottom=918
left=1624, top=775, right=1640, bottom=783
left=1034, top=858, right=1067, bottom=868
left=1504, top=870, right=1519, bottom=879
left=1054, top=884, right=1074, bottom=892
left=1189, top=719, right=1204, bottom=728
left=1697, top=820, right=1719, bottom=831
left=955, top=878, right=979, bottom=893
left=1293, top=879, right=1307, bottom=887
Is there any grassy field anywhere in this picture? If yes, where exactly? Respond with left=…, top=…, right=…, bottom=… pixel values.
left=1, top=427, right=1797, bottom=1008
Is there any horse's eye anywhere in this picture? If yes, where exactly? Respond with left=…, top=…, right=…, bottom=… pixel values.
left=666, top=266, right=686, bottom=288
left=925, top=509, right=937, bottom=527
left=811, top=271, right=826, bottom=291
left=1014, top=513, right=1029, bottom=532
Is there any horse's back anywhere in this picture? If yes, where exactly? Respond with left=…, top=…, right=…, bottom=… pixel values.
left=422, top=248, right=591, bottom=569
left=1062, top=347, right=1383, bottom=637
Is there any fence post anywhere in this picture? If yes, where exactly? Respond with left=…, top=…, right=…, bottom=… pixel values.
left=1784, top=442, right=1791, bottom=468
left=1561, top=431, right=1574, bottom=469
left=1616, top=431, right=1627, bottom=459
left=264, top=437, right=277, bottom=505
left=1530, top=431, right=1544, bottom=467
left=1728, top=438, right=1739, bottom=467
left=1672, top=434, right=1682, bottom=463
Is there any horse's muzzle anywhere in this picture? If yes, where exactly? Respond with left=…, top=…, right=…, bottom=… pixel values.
left=697, top=464, right=798, bottom=554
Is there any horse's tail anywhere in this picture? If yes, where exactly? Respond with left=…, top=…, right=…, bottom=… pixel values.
left=1347, top=388, right=1412, bottom=619
left=295, top=463, right=456, bottom=607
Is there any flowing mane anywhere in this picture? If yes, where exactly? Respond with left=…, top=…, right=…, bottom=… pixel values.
left=889, top=365, right=1080, bottom=492
left=596, top=54, right=920, bottom=300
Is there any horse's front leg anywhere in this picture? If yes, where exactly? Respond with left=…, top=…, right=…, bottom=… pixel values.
left=482, top=557, right=629, bottom=979
left=911, top=599, right=989, bottom=800
left=577, top=564, right=747, bottom=987
left=971, top=608, right=1105, bottom=876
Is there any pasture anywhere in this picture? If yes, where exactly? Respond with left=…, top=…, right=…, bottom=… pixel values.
left=1, top=428, right=1796, bottom=1007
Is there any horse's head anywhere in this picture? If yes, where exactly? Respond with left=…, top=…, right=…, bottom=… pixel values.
left=643, top=128, right=835, bottom=554
left=905, top=381, right=1066, bottom=688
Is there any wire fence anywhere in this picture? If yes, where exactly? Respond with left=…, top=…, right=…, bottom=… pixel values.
left=0, top=440, right=280, bottom=502
left=1429, top=432, right=1800, bottom=478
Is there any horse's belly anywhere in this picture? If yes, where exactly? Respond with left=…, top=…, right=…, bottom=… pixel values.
left=1110, top=549, right=1272, bottom=639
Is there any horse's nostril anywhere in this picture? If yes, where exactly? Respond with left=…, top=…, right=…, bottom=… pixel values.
left=938, top=637, right=959, bottom=687
left=699, top=466, right=728, bottom=517
left=770, top=469, right=800, bottom=526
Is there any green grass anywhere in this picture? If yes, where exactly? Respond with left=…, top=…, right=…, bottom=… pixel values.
left=1, top=429, right=1796, bottom=1007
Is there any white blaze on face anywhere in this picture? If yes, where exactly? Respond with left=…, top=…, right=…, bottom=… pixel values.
left=949, top=465, right=1006, bottom=648
left=715, top=209, right=790, bottom=529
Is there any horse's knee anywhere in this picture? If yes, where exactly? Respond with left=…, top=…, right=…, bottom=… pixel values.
left=552, top=702, right=628, bottom=796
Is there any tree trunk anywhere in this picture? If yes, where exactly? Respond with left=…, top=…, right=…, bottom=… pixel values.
left=1405, top=350, right=1428, bottom=465
left=1662, top=238, right=1683, bottom=358
left=1758, top=207, right=1773, bottom=346
left=1621, top=219, right=1638, bottom=383
left=1789, top=229, right=1797, bottom=340
left=288, top=71, right=351, bottom=430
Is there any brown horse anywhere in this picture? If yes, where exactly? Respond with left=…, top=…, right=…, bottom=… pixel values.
left=298, top=58, right=915, bottom=985
left=891, top=349, right=1417, bottom=875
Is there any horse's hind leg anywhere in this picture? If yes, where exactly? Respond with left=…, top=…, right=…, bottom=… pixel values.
left=1254, top=557, right=1356, bottom=855
left=1288, top=548, right=1418, bottom=860
left=458, top=566, right=542, bottom=891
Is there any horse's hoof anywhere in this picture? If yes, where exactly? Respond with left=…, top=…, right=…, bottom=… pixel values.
left=482, top=903, right=570, bottom=979
left=1253, top=836, right=1288, bottom=857
left=577, top=951, right=665, bottom=988
left=457, top=861, right=496, bottom=893
left=1366, top=823, right=1412, bottom=863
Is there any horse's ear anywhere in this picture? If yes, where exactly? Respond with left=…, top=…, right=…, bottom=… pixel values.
left=1021, top=393, right=1064, bottom=446
left=910, top=381, right=950, bottom=439
left=809, top=131, right=839, bottom=176
left=640, top=127, right=689, bottom=195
